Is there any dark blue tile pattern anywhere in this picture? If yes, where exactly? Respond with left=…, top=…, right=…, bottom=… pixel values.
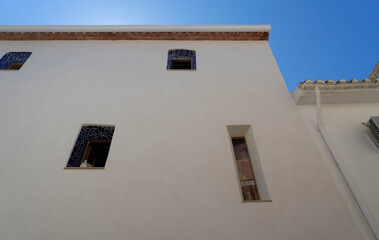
left=67, top=125, right=115, bottom=167
left=0, top=52, right=32, bottom=69
left=167, top=49, right=196, bottom=69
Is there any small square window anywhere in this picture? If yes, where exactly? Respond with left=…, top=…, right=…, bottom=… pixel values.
left=167, top=49, right=196, bottom=70
left=0, top=52, right=32, bottom=70
left=66, top=125, right=115, bottom=168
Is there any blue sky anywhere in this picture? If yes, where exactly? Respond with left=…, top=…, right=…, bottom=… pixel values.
left=1, top=0, right=378, bottom=91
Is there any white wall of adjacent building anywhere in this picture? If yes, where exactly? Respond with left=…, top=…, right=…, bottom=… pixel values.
left=0, top=40, right=367, bottom=239
left=297, top=101, right=379, bottom=239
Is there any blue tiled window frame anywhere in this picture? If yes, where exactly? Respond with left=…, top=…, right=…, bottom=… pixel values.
left=66, top=125, right=115, bottom=167
left=167, top=49, right=196, bottom=70
left=0, top=52, right=32, bottom=70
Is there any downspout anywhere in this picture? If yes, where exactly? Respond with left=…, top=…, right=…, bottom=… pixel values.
left=315, top=86, right=378, bottom=239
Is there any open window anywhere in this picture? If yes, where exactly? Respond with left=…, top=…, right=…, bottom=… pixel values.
left=66, top=125, right=115, bottom=168
left=167, top=49, right=196, bottom=70
left=81, top=140, right=112, bottom=167
left=0, top=52, right=32, bottom=70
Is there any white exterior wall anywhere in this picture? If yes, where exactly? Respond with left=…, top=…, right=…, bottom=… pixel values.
left=297, top=102, right=379, bottom=238
left=0, top=40, right=364, bottom=240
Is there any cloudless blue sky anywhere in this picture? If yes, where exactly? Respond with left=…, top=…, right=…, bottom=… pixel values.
left=1, top=0, right=378, bottom=91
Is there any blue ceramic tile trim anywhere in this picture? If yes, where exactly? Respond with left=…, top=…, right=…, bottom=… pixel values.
left=67, top=126, right=115, bottom=167
left=167, top=49, right=196, bottom=69
left=0, top=52, right=32, bottom=69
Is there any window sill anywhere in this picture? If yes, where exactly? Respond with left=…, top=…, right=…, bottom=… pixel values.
left=242, top=200, right=272, bottom=203
left=166, top=69, right=196, bottom=71
left=64, top=167, right=105, bottom=170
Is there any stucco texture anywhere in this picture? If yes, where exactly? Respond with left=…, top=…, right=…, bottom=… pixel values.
left=0, top=40, right=363, bottom=240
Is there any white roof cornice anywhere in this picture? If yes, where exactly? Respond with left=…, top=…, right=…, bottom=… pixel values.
left=0, top=25, right=271, bottom=33
left=292, top=78, right=379, bottom=105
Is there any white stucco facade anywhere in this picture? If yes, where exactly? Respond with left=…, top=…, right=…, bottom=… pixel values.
left=293, top=82, right=379, bottom=240
left=0, top=26, right=371, bottom=239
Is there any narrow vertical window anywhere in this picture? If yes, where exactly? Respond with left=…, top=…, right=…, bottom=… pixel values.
left=232, top=137, right=260, bottom=200
left=227, top=125, right=271, bottom=202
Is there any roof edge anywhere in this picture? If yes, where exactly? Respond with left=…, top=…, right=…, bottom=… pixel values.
left=291, top=80, right=379, bottom=105
left=0, top=25, right=271, bottom=33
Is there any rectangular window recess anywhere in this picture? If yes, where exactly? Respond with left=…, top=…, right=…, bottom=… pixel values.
left=172, top=59, right=192, bottom=69
left=232, top=137, right=260, bottom=200
left=0, top=52, right=32, bottom=70
left=166, top=49, right=196, bottom=70
left=82, top=140, right=111, bottom=167
left=227, top=125, right=271, bottom=202
left=66, top=125, right=115, bottom=169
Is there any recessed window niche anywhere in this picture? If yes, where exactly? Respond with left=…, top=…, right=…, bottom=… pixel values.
left=66, top=125, right=115, bottom=169
left=0, top=52, right=32, bottom=70
left=227, top=125, right=271, bottom=202
left=167, top=49, right=196, bottom=70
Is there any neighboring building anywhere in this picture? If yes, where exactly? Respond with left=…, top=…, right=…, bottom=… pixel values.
left=292, top=63, right=379, bottom=240
left=0, top=25, right=375, bottom=240
left=369, top=61, right=379, bottom=81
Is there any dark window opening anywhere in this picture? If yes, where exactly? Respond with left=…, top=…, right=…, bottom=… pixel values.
left=81, top=140, right=111, bottom=167
left=8, top=63, right=23, bottom=70
left=167, top=49, right=196, bottom=70
left=232, top=137, right=260, bottom=201
left=171, top=59, right=192, bottom=69
left=66, top=125, right=115, bottom=168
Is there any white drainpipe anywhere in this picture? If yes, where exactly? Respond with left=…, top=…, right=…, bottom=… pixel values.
left=315, top=86, right=378, bottom=239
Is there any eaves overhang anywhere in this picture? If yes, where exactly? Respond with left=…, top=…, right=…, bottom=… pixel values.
left=292, top=78, right=379, bottom=104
